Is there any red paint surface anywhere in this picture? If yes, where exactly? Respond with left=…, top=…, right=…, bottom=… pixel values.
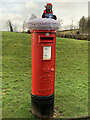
left=31, top=30, right=56, bottom=96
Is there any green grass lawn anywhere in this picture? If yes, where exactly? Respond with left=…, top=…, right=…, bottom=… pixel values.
left=2, top=31, right=88, bottom=119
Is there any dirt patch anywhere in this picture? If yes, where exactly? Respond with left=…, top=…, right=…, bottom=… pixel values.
left=53, top=106, right=59, bottom=118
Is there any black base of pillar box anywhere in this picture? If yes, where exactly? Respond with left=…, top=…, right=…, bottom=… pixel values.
left=31, top=93, right=54, bottom=119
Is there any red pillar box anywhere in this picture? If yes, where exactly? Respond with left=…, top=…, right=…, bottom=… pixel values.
left=26, top=18, right=60, bottom=119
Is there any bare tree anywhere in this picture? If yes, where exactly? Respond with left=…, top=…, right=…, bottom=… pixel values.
left=58, top=19, right=63, bottom=25
left=8, top=19, right=13, bottom=32
left=30, top=14, right=37, bottom=20
left=79, top=16, right=86, bottom=34
left=14, top=25, right=17, bottom=32
left=70, top=19, right=73, bottom=29
left=58, top=19, right=63, bottom=30
left=22, top=21, right=25, bottom=33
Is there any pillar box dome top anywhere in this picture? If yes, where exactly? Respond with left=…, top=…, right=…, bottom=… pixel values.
left=26, top=18, right=60, bottom=31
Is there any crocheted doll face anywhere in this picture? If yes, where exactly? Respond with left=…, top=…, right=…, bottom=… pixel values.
left=46, top=5, right=52, bottom=10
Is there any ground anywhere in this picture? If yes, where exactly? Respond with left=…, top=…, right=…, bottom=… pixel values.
left=2, top=32, right=88, bottom=119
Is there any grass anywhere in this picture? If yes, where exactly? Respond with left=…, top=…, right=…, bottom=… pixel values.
left=2, top=31, right=88, bottom=119
left=57, top=29, right=78, bottom=34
